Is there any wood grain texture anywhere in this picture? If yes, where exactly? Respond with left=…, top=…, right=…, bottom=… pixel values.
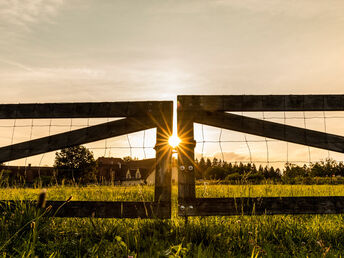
left=177, top=111, right=196, bottom=201
left=178, top=197, right=344, bottom=216
left=0, top=101, right=173, bottom=119
left=154, top=110, right=173, bottom=205
left=178, top=95, right=344, bottom=112
left=0, top=116, right=156, bottom=163
left=194, top=111, right=344, bottom=153
left=0, top=200, right=171, bottom=218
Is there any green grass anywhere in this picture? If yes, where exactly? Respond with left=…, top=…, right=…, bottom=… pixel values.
left=1, top=184, right=344, bottom=257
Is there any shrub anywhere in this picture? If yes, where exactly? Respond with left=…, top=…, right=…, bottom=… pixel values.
left=225, top=173, right=242, bottom=181
left=205, top=166, right=227, bottom=180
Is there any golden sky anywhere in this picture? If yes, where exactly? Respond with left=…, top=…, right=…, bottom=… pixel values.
left=1, top=0, right=344, bottom=166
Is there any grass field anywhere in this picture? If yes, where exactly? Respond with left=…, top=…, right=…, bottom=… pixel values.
left=1, top=184, right=344, bottom=257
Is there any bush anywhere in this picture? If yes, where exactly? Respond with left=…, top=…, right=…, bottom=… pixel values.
left=205, top=166, right=228, bottom=180
left=246, top=172, right=264, bottom=182
left=225, top=173, right=242, bottom=181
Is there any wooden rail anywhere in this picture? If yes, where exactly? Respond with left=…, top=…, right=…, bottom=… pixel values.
left=177, top=95, right=344, bottom=216
left=178, top=95, right=344, bottom=112
left=1, top=200, right=171, bottom=219
left=0, top=101, right=173, bottom=218
left=179, top=197, right=344, bottom=216
left=0, top=101, right=169, bottom=119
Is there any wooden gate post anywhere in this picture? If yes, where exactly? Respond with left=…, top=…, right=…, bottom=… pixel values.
left=154, top=104, right=173, bottom=217
left=177, top=97, right=197, bottom=212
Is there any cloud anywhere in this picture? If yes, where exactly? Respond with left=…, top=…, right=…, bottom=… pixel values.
left=0, top=0, right=64, bottom=37
left=214, top=152, right=250, bottom=161
left=214, top=0, right=344, bottom=19
left=0, top=59, right=36, bottom=73
left=196, top=151, right=251, bottom=162
left=150, top=0, right=344, bottom=20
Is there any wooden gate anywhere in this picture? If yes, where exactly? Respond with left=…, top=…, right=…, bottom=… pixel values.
left=177, top=95, right=344, bottom=216
left=0, top=101, right=173, bottom=218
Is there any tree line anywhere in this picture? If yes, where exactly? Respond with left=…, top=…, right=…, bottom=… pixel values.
left=195, top=157, right=344, bottom=184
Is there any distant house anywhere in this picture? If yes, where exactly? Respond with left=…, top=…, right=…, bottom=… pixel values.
left=0, top=164, right=55, bottom=184
left=96, top=157, right=156, bottom=185
left=0, top=157, right=178, bottom=185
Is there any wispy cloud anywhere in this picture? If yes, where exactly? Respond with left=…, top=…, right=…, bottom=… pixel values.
left=0, top=59, right=36, bottom=73
left=151, top=0, right=344, bottom=20
left=214, top=0, right=344, bottom=19
left=0, top=0, right=64, bottom=37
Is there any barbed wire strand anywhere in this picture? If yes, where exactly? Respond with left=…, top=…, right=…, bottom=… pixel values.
left=24, top=118, right=34, bottom=173
left=219, top=128, right=224, bottom=162
left=143, top=130, right=147, bottom=159
left=201, top=124, right=205, bottom=159
left=323, top=110, right=331, bottom=159
left=262, top=112, right=269, bottom=165
left=127, top=134, right=133, bottom=158
left=104, top=118, right=109, bottom=157
left=303, top=110, right=311, bottom=164
left=0, top=114, right=343, bottom=129
left=8, top=107, right=17, bottom=166
left=242, top=112, right=252, bottom=163
left=37, top=118, right=52, bottom=182
left=283, top=110, right=289, bottom=164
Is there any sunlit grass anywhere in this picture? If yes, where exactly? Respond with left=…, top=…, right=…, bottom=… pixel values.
left=196, top=184, right=344, bottom=198
left=2, top=184, right=343, bottom=201
left=2, top=184, right=344, bottom=256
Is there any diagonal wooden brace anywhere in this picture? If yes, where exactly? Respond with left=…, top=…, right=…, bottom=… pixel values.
left=194, top=111, right=344, bottom=153
left=0, top=116, right=156, bottom=163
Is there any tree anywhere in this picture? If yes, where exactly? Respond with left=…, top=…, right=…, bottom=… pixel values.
left=284, top=163, right=308, bottom=178
left=205, top=158, right=212, bottom=170
left=205, top=166, right=227, bottom=180
left=54, top=145, right=96, bottom=181
left=212, top=157, right=219, bottom=167
left=196, top=157, right=207, bottom=179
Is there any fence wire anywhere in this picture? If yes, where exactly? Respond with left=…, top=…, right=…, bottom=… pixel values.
left=194, top=111, right=344, bottom=167
left=0, top=116, right=156, bottom=168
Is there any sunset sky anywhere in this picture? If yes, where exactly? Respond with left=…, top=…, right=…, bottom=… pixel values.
left=1, top=0, right=344, bottom=166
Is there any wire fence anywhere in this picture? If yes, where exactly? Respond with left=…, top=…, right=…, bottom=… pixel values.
left=1, top=109, right=344, bottom=178
left=194, top=111, right=344, bottom=167
left=0, top=117, right=156, bottom=168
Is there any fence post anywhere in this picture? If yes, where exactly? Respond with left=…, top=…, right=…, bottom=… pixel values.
left=177, top=105, right=196, bottom=205
left=154, top=103, right=173, bottom=217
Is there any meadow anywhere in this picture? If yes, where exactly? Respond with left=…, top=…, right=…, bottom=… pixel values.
left=1, top=184, right=344, bottom=257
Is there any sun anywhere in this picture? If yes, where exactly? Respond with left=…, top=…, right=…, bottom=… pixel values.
left=168, top=134, right=181, bottom=148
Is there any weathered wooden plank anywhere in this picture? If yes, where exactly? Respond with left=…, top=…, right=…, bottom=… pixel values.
left=178, top=95, right=344, bottom=112
left=177, top=111, right=196, bottom=201
left=0, top=101, right=172, bottom=119
left=194, top=111, right=344, bottom=153
left=179, top=197, right=344, bottom=216
left=154, top=109, right=173, bottom=206
left=0, top=116, right=156, bottom=163
left=0, top=200, right=171, bottom=218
